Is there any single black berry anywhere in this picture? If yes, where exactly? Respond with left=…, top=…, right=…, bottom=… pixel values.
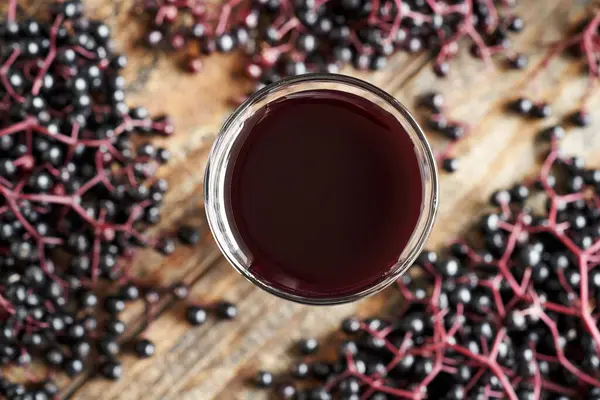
left=298, top=338, right=319, bottom=355
left=216, top=301, right=238, bottom=320
left=571, top=110, right=591, bottom=127
left=186, top=305, right=207, bottom=326
left=178, top=225, right=201, bottom=245
left=512, top=97, right=533, bottom=114
left=255, top=370, right=274, bottom=387
left=101, top=360, right=122, bottom=380
left=134, top=339, right=156, bottom=358
left=442, top=158, right=459, bottom=173
left=531, top=103, right=552, bottom=118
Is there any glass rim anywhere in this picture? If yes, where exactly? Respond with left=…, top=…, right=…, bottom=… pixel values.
left=205, top=73, right=439, bottom=305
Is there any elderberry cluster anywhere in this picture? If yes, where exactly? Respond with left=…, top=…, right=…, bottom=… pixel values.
left=139, top=0, right=524, bottom=88
left=0, top=1, right=187, bottom=396
left=418, top=91, right=468, bottom=172
left=510, top=10, right=600, bottom=125
left=260, top=133, right=600, bottom=399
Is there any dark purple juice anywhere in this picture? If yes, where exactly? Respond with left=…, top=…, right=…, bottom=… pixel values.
left=228, top=90, right=423, bottom=298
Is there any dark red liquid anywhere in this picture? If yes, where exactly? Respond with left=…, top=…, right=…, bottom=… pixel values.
left=228, top=90, right=423, bottom=298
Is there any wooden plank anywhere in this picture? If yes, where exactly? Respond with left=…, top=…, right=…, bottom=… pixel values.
left=65, top=0, right=600, bottom=399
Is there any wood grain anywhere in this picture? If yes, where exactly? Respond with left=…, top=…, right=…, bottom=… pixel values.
left=3, top=0, right=600, bottom=398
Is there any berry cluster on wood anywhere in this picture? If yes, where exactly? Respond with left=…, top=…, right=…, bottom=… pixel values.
left=138, top=0, right=525, bottom=174
left=418, top=91, right=469, bottom=173
left=139, top=0, right=524, bottom=87
left=0, top=1, right=222, bottom=397
left=510, top=10, right=600, bottom=125
left=259, top=131, right=600, bottom=399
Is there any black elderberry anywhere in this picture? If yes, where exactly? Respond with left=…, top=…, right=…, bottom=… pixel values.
left=45, top=347, right=64, bottom=366
left=98, top=336, right=120, bottom=357
left=364, top=318, right=384, bottom=331
left=171, top=282, right=189, bottom=300
left=134, top=338, right=156, bottom=358
left=144, top=290, right=161, bottom=305
left=490, top=189, right=511, bottom=206
left=480, top=214, right=500, bottom=235
left=296, top=33, right=318, bottom=53
left=401, top=314, right=426, bottom=334
left=293, top=362, right=310, bottom=378
left=146, top=30, right=163, bottom=47
left=101, top=360, right=122, bottom=380
left=444, top=124, right=466, bottom=140
left=178, top=225, right=201, bottom=245
left=506, top=310, right=527, bottom=331
left=32, top=390, right=50, bottom=400
left=47, top=314, right=66, bottom=332
left=144, top=206, right=161, bottom=224
left=531, top=102, right=552, bottom=118
left=255, top=370, right=274, bottom=387
left=341, top=317, right=361, bottom=335
left=104, top=296, right=126, bottom=314
left=186, top=305, right=207, bottom=326
left=433, top=62, right=450, bottom=77
left=370, top=54, right=387, bottom=70
left=567, top=175, right=584, bottom=192
left=352, top=52, right=371, bottom=70
left=72, top=341, right=92, bottom=359
left=450, top=285, right=472, bottom=305
left=338, top=378, right=360, bottom=395
left=120, top=283, right=140, bottom=301
left=508, top=16, right=525, bottom=32
left=333, top=46, right=353, bottom=63
left=216, top=301, right=238, bottom=319
left=65, top=358, right=85, bottom=377
left=512, top=97, right=533, bottom=114
left=307, top=387, right=331, bottom=400
left=67, top=323, right=86, bottom=341
left=414, top=357, right=434, bottom=378
left=157, top=238, right=176, bottom=255
left=110, top=54, right=128, bottom=69
left=587, top=385, right=600, bottom=400
left=310, top=362, right=332, bottom=380
left=298, top=338, right=319, bottom=355
left=279, top=383, right=296, bottom=399
left=298, top=10, right=318, bottom=27
left=519, top=245, right=541, bottom=267
left=156, top=147, right=171, bottom=164
left=137, top=142, right=156, bottom=158
left=41, top=380, right=58, bottom=397
left=420, top=92, right=445, bottom=112
left=4, top=383, right=26, bottom=398
left=370, top=394, right=387, bottom=400
left=418, top=250, right=438, bottom=265
left=570, top=110, right=591, bottom=127
left=106, top=319, right=126, bottom=336
left=442, top=157, right=459, bottom=173
left=510, top=184, right=529, bottom=203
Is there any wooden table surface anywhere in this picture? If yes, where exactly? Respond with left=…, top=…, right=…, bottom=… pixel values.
left=5, top=0, right=600, bottom=398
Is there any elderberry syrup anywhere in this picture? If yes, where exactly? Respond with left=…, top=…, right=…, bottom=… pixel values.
left=205, top=75, right=438, bottom=304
